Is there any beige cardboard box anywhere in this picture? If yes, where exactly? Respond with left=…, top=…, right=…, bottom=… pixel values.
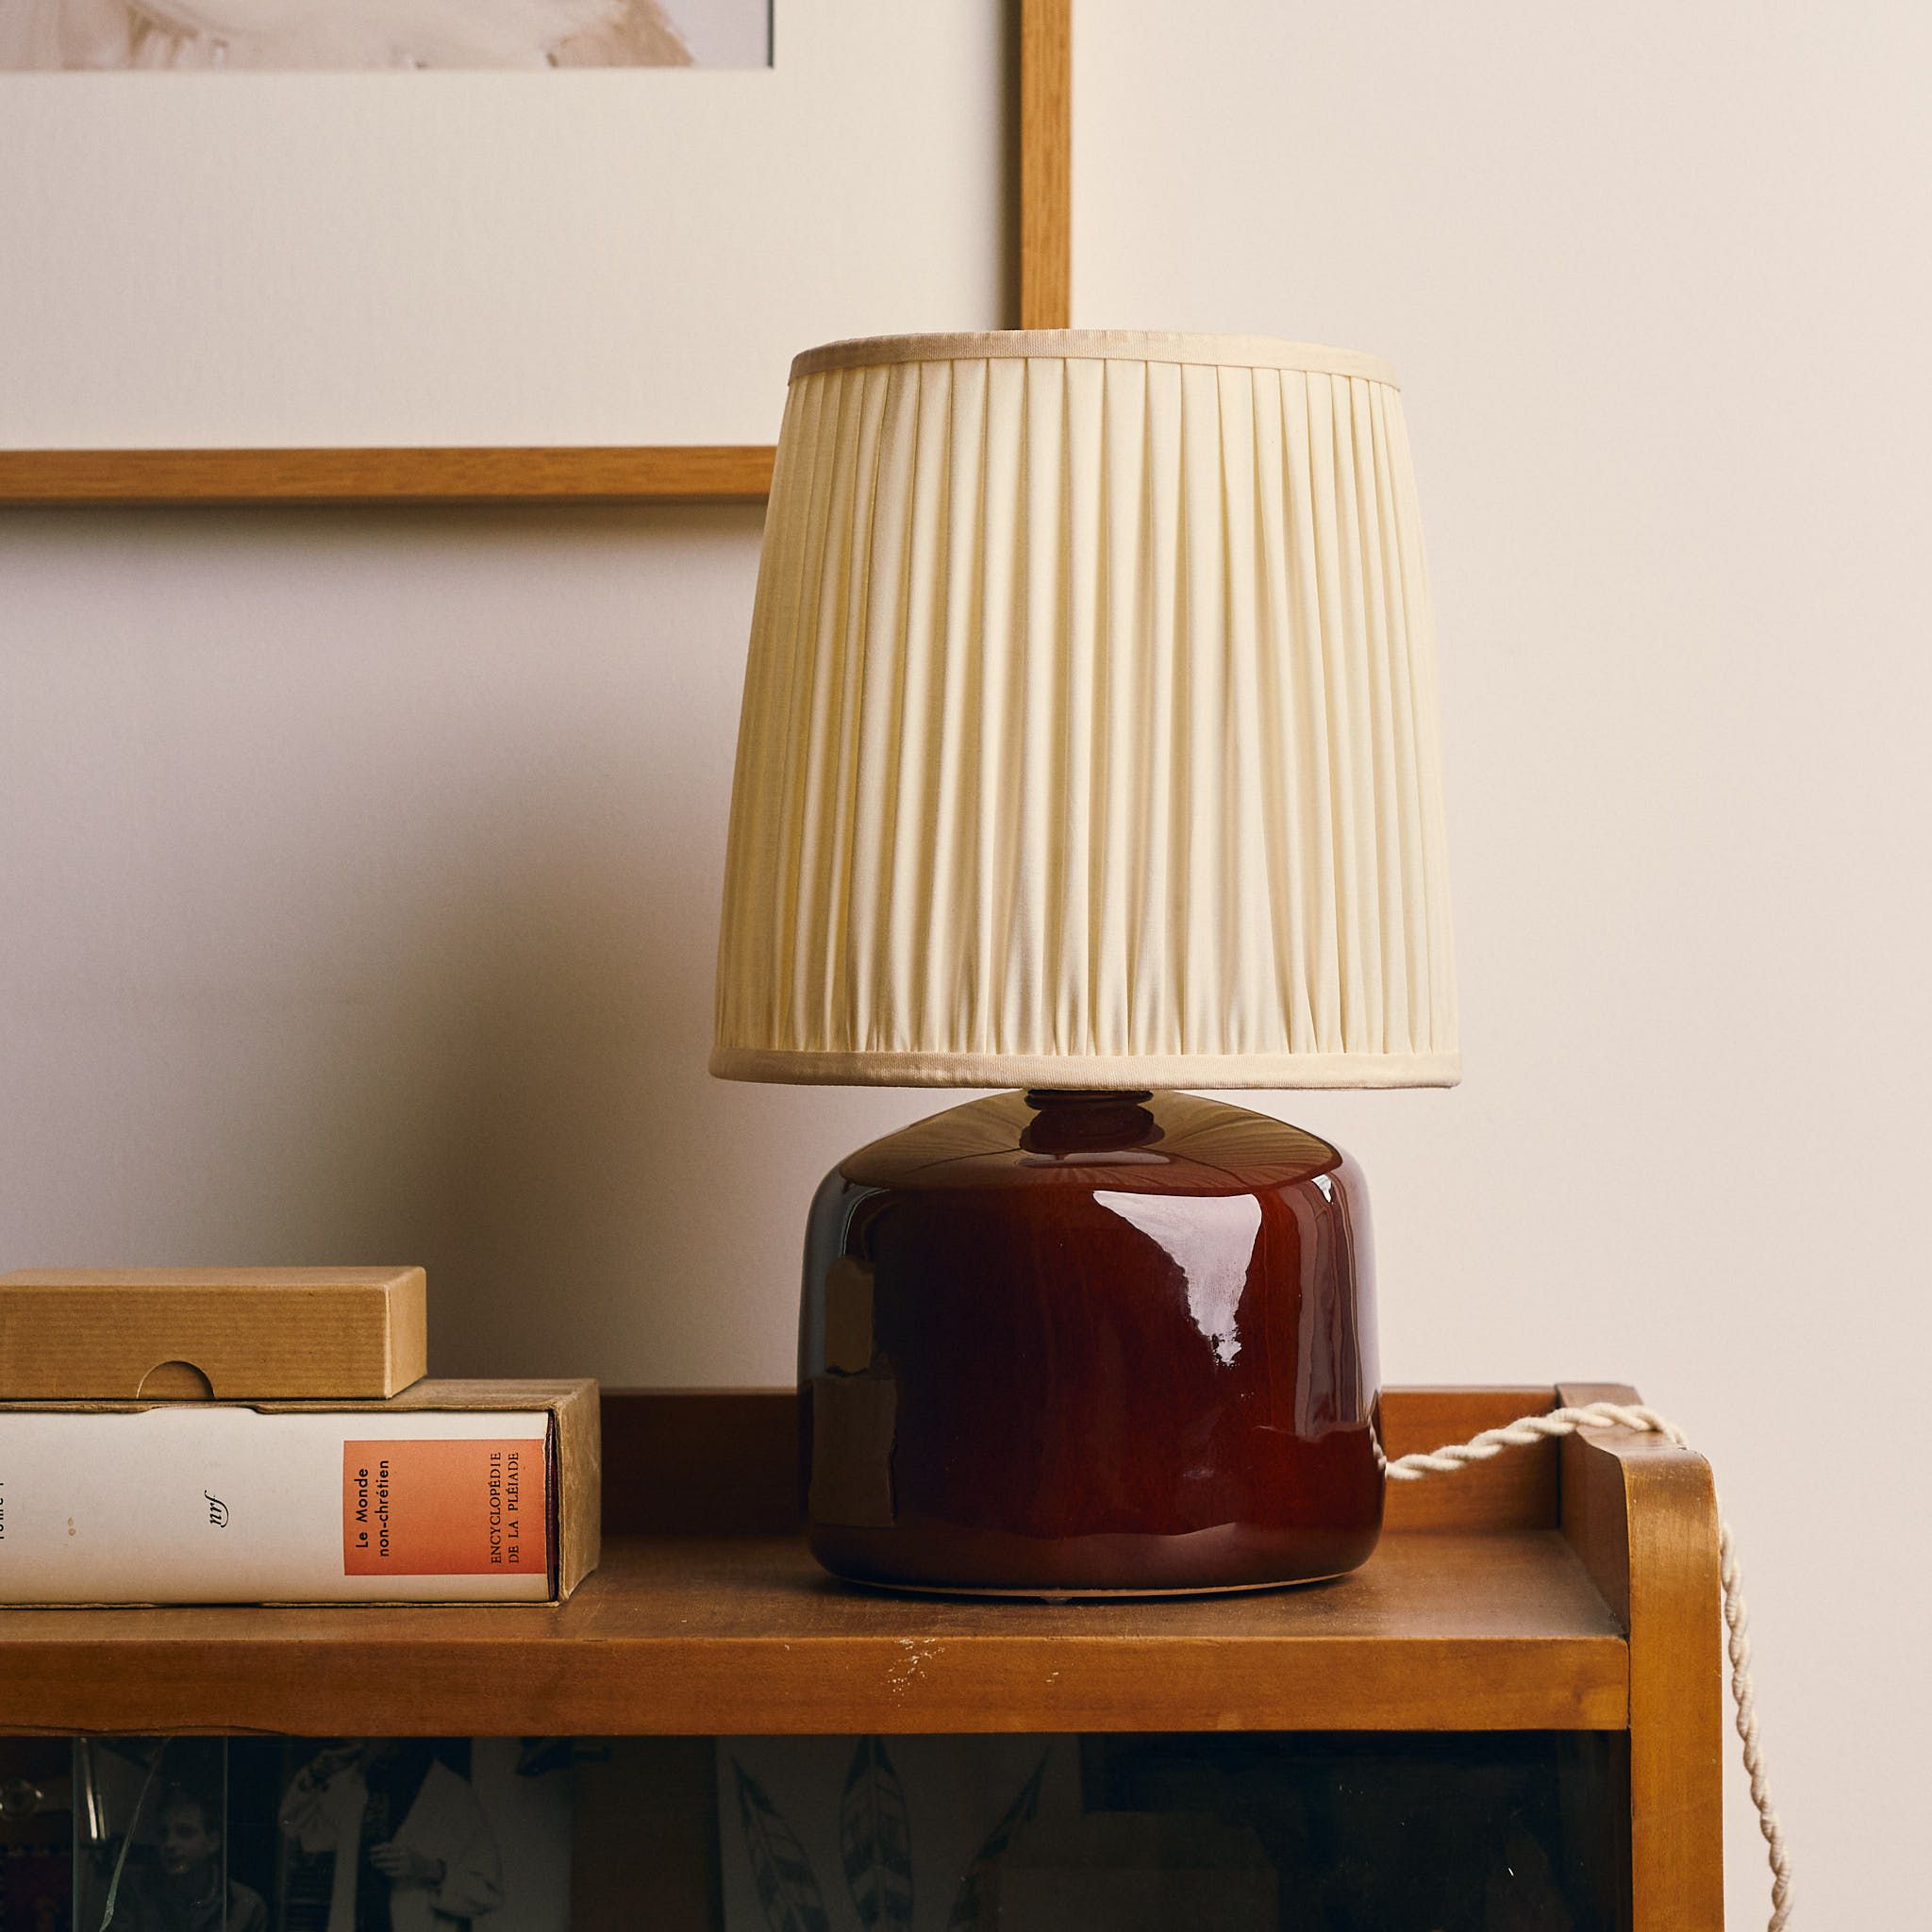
left=0, top=1266, right=427, bottom=1399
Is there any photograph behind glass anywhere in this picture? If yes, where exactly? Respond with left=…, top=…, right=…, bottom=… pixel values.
left=74, top=1740, right=246, bottom=1932
left=2, top=1740, right=73, bottom=1932
left=73, top=1740, right=573, bottom=1932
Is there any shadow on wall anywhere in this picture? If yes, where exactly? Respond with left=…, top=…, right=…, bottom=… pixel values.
left=0, top=503, right=924, bottom=1386
left=400, top=782, right=724, bottom=1379
left=349, top=740, right=920, bottom=1387
left=119, top=696, right=741, bottom=1376
left=90, top=512, right=741, bottom=1380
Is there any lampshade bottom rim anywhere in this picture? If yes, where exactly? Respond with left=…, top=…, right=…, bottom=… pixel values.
left=709, top=1045, right=1461, bottom=1090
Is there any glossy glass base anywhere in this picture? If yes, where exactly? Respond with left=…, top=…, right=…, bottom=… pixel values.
left=800, top=1090, right=1383, bottom=1596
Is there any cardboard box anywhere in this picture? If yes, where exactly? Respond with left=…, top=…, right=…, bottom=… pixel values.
left=0, top=1377, right=601, bottom=1605
left=0, top=1267, right=428, bottom=1399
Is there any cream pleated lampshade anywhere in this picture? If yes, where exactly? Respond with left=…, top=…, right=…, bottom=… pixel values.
left=712, top=330, right=1457, bottom=1090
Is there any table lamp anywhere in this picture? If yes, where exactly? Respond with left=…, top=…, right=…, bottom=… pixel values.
left=713, top=330, right=1457, bottom=1596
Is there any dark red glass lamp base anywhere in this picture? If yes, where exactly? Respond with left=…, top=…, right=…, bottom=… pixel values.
left=799, top=1090, right=1384, bottom=1598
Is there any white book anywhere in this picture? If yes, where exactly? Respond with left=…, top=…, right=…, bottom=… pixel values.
left=0, top=1405, right=554, bottom=1603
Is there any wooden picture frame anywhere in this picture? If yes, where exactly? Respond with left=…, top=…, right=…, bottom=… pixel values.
left=0, top=0, right=1071, bottom=509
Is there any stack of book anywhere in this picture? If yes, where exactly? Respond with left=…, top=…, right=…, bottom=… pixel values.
left=0, top=1267, right=598, bottom=1606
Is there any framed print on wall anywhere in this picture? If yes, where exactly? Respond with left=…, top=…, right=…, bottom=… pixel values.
left=0, top=0, right=776, bottom=70
left=0, top=0, right=1072, bottom=504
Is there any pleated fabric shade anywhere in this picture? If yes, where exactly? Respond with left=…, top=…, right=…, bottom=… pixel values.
left=712, top=330, right=1458, bottom=1090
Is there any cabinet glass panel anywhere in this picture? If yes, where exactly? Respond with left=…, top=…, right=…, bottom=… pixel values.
left=12, top=1735, right=1628, bottom=1932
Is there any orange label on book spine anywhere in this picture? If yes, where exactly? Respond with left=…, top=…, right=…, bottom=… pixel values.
left=341, top=1438, right=548, bottom=1575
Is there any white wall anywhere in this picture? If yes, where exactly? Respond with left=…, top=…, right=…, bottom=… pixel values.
left=3, top=3, right=1927, bottom=1922
left=1071, top=4, right=1932, bottom=1921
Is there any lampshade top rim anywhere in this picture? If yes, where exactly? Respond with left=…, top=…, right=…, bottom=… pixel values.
left=789, top=329, right=1400, bottom=388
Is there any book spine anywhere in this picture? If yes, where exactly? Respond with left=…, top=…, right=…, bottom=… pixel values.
left=0, top=1407, right=555, bottom=1603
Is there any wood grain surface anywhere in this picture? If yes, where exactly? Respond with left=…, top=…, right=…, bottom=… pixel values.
left=1020, top=0, right=1074, bottom=329
left=0, top=1527, right=1625, bottom=1738
left=0, top=1377, right=1728, bottom=1792
left=1379, top=1384, right=1562, bottom=1533
left=0, top=446, right=776, bottom=507
left=1559, top=1380, right=1724, bottom=1930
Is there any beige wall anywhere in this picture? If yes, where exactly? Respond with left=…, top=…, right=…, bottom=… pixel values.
left=2, top=3, right=1927, bottom=1920
left=1071, top=4, right=1932, bottom=1919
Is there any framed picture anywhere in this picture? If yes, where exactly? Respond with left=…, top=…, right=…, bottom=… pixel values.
left=0, top=0, right=1070, bottom=505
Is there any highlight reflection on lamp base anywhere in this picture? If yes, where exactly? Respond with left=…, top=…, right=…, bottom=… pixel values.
left=799, top=1089, right=1383, bottom=1597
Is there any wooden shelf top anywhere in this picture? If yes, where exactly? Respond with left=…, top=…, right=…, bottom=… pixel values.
left=0, top=1527, right=1626, bottom=1738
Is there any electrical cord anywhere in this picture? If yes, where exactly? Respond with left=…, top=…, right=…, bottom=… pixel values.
left=1387, top=1400, right=1791, bottom=1930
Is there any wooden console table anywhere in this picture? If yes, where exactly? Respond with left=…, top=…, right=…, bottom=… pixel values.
left=0, top=1381, right=1722, bottom=1929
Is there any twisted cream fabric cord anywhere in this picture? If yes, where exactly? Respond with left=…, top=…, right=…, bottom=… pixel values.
left=1387, top=1402, right=1792, bottom=1930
